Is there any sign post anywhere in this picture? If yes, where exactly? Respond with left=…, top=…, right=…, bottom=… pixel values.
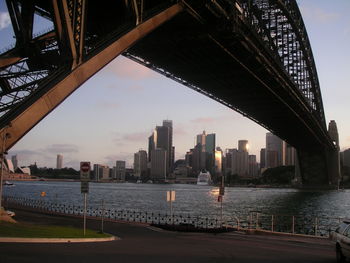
left=80, top=162, right=90, bottom=236
left=218, top=176, right=225, bottom=226
left=166, top=190, right=176, bottom=224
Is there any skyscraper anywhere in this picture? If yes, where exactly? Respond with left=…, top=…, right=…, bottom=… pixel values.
left=214, top=147, right=223, bottom=175
left=260, top=148, right=266, bottom=169
left=115, top=161, right=126, bottom=181
left=238, top=140, right=249, bottom=152
left=56, top=154, right=63, bottom=169
left=248, top=155, right=258, bottom=177
left=148, top=120, right=174, bottom=177
left=285, top=144, right=296, bottom=166
left=151, top=148, right=167, bottom=180
left=134, top=150, right=148, bottom=178
left=163, top=120, right=174, bottom=172
left=266, top=133, right=285, bottom=168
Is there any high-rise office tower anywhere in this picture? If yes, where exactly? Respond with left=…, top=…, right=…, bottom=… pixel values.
left=260, top=148, right=266, bottom=169
left=238, top=140, right=249, bottom=152
left=214, top=147, right=223, bottom=175
left=148, top=120, right=174, bottom=177
left=148, top=133, right=155, bottom=162
left=195, top=131, right=216, bottom=174
left=115, top=161, right=126, bottom=181
left=56, top=154, right=63, bottom=169
left=285, top=144, right=296, bottom=166
left=163, top=120, right=174, bottom=171
left=248, top=155, right=258, bottom=177
left=11, top=155, right=18, bottom=170
left=150, top=148, right=167, bottom=179
left=134, top=150, right=148, bottom=178
left=93, top=164, right=109, bottom=181
left=266, top=133, right=285, bottom=168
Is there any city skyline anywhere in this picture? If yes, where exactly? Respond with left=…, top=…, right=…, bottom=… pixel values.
left=1, top=1, right=349, bottom=169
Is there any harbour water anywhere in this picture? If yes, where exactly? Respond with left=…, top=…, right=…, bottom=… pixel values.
left=3, top=181, right=350, bottom=220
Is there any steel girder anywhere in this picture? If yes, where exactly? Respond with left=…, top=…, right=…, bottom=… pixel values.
left=0, top=0, right=331, bottom=153
left=0, top=0, right=179, bottom=149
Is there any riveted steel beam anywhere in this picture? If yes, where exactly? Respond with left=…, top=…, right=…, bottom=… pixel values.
left=0, top=3, right=183, bottom=151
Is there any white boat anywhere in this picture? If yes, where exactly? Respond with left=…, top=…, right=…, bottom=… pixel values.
left=197, top=171, right=212, bottom=185
left=3, top=181, right=14, bottom=186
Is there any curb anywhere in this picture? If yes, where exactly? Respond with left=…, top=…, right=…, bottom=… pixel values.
left=0, top=236, right=119, bottom=243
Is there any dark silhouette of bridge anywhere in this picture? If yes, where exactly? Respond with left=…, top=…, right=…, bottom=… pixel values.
left=0, top=0, right=339, bottom=186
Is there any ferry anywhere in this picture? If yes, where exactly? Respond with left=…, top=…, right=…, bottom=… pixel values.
left=3, top=181, right=14, bottom=186
left=197, top=171, right=212, bottom=186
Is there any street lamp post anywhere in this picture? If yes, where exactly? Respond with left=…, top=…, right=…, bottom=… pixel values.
left=0, top=129, right=11, bottom=214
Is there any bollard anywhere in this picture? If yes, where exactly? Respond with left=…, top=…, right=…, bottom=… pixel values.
left=315, top=217, right=318, bottom=236
left=292, top=216, right=295, bottom=234
left=271, top=215, right=274, bottom=232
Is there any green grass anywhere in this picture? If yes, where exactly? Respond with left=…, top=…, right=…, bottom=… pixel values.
left=0, top=221, right=111, bottom=238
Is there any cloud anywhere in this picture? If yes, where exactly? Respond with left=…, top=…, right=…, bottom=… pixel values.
left=44, top=144, right=79, bottom=154
left=95, top=101, right=119, bottom=110
left=105, top=57, right=157, bottom=80
left=113, top=131, right=149, bottom=144
left=0, top=12, right=11, bottom=30
left=174, top=126, right=187, bottom=136
left=192, top=117, right=216, bottom=124
left=300, top=6, right=340, bottom=23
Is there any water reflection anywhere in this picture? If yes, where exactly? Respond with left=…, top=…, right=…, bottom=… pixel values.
left=3, top=181, right=350, bottom=219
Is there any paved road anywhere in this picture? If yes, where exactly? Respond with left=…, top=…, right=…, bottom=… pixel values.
left=0, top=210, right=335, bottom=263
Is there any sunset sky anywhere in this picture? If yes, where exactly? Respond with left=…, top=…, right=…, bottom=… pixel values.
left=0, top=0, right=349, bottom=169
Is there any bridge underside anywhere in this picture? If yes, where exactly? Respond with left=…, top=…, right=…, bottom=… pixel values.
left=125, top=10, right=333, bottom=185
left=0, top=1, right=337, bottom=186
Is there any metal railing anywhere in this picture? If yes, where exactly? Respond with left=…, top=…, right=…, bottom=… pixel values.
left=3, top=196, right=343, bottom=237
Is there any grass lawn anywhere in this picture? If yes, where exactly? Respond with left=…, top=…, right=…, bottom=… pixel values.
left=0, top=221, right=111, bottom=238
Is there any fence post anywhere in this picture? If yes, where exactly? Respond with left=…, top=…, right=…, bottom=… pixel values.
left=271, top=215, right=274, bottom=232
left=315, top=217, right=318, bottom=236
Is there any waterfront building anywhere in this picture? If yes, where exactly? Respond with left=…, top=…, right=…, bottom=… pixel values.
left=173, top=159, right=189, bottom=178
left=163, top=120, right=174, bottom=172
left=93, top=164, right=109, bottom=181
left=285, top=144, right=296, bottom=166
left=115, top=160, right=126, bottom=181
left=150, top=148, right=167, bottom=180
left=148, top=120, right=174, bottom=177
left=194, top=131, right=216, bottom=175
left=266, top=133, right=285, bottom=168
left=248, top=155, right=258, bottom=177
left=238, top=140, right=249, bottom=152
left=134, top=150, right=148, bottom=178
left=56, top=154, right=63, bottom=169
left=148, top=133, right=155, bottom=162
left=11, top=155, right=18, bottom=170
left=260, top=148, right=266, bottom=169
left=214, top=147, right=223, bottom=175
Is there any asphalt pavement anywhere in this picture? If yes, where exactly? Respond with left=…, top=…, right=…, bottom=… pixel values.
left=0, top=209, right=335, bottom=263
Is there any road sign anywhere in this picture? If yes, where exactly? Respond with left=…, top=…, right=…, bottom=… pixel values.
left=167, top=190, right=176, bottom=202
left=81, top=181, right=89, bottom=193
left=80, top=162, right=91, bottom=181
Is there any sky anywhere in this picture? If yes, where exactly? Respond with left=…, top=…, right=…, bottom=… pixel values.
left=0, top=1, right=349, bottom=169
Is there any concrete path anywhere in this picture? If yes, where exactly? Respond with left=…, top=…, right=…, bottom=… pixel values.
left=0, top=209, right=335, bottom=263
